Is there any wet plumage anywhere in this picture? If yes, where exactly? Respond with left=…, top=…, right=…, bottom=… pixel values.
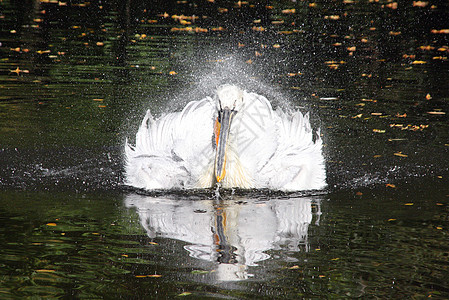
left=125, top=85, right=326, bottom=191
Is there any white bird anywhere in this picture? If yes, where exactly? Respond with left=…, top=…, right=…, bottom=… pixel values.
left=125, top=85, right=326, bottom=191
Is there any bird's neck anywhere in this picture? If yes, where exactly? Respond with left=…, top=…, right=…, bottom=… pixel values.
left=219, top=148, right=253, bottom=189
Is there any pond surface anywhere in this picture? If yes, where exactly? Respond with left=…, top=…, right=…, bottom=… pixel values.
left=1, top=0, right=449, bottom=298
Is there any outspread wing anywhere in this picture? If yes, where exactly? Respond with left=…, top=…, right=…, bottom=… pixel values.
left=222, top=91, right=326, bottom=191
left=259, top=109, right=326, bottom=191
left=227, top=92, right=279, bottom=186
left=125, top=97, right=216, bottom=189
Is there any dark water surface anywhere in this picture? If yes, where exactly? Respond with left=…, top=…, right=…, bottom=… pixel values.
left=1, top=0, right=449, bottom=298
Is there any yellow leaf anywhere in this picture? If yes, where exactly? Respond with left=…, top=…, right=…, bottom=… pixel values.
left=413, top=1, right=428, bottom=7
left=289, top=265, right=300, bottom=269
left=388, top=219, right=396, bottom=222
left=282, top=8, right=296, bottom=14
left=404, top=203, right=414, bottom=206
left=36, top=269, right=56, bottom=273
left=46, top=223, right=57, bottom=226
left=394, top=152, right=408, bottom=157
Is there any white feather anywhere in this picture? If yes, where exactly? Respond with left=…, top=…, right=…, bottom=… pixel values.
left=125, top=86, right=326, bottom=191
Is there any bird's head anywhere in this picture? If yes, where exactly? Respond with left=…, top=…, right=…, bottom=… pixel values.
left=215, top=84, right=244, bottom=111
left=213, top=85, right=243, bottom=183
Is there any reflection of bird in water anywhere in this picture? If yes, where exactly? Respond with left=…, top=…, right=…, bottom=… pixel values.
left=125, top=84, right=326, bottom=191
left=125, top=194, right=321, bottom=281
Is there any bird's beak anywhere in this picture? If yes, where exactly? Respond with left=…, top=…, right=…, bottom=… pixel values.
left=214, top=108, right=235, bottom=183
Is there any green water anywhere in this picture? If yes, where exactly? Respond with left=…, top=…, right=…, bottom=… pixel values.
left=1, top=0, right=448, bottom=298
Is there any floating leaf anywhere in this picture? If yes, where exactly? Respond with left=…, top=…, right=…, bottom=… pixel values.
left=281, top=8, right=296, bottom=14
left=325, top=15, right=340, bottom=20
left=388, top=219, right=396, bottom=222
left=386, top=2, right=398, bottom=9
left=252, top=26, right=265, bottom=32
left=413, top=1, right=428, bottom=7
left=178, top=292, right=192, bottom=296
left=386, top=183, right=396, bottom=188
left=289, top=265, right=300, bottom=269
left=431, top=29, right=449, bottom=34
left=135, top=274, right=162, bottom=278
left=36, top=269, right=56, bottom=273
left=404, top=203, right=414, bottom=206
left=394, top=152, right=408, bottom=157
